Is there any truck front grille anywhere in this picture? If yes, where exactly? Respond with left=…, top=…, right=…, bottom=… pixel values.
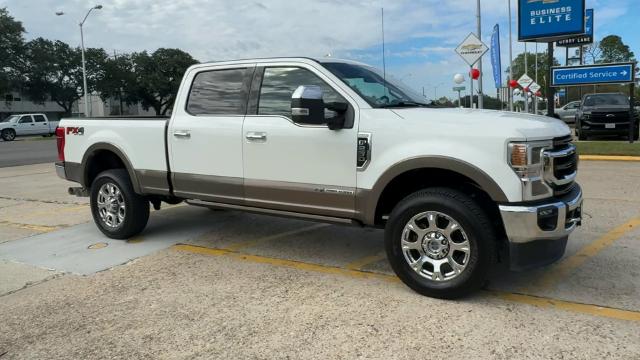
left=544, top=135, right=577, bottom=196
left=589, top=111, right=629, bottom=124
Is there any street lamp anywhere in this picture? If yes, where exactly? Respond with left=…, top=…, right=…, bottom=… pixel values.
left=56, top=5, right=103, bottom=117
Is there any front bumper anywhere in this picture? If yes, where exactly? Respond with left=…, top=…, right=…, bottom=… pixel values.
left=499, top=184, right=583, bottom=271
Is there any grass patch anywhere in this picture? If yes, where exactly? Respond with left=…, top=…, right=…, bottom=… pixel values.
left=576, top=141, right=640, bottom=156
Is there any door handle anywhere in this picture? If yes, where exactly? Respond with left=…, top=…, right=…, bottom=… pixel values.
left=30, top=124, right=35, bottom=126
left=173, top=130, right=191, bottom=139
left=245, top=132, right=267, bottom=141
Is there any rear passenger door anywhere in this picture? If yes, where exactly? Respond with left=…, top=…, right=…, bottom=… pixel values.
left=168, top=65, right=255, bottom=204
left=32, top=115, right=49, bottom=135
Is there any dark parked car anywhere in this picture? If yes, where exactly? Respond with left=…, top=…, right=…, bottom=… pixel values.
left=575, top=93, right=639, bottom=141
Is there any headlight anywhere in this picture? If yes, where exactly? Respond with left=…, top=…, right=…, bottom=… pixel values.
left=582, top=113, right=591, bottom=120
left=508, top=141, right=553, bottom=200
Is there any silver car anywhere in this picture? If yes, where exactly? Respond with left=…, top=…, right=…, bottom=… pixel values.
left=554, top=101, right=581, bottom=124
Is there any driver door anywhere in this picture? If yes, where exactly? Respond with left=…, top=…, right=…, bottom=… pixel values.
left=242, top=65, right=358, bottom=219
left=16, top=116, right=35, bottom=135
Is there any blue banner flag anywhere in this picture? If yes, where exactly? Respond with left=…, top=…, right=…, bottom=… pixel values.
left=490, top=24, right=502, bottom=88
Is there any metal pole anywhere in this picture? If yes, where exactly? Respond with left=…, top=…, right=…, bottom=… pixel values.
left=80, top=23, right=89, bottom=117
left=458, top=90, right=462, bottom=108
left=535, top=43, right=538, bottom=114
left=508, top=0, right=514, bottom=112
left=630, top=67, right=636, bottom=143
left=546, top=42, right=555, bottom=118
left=470, top=66, right=474, bottom=108
left=476, top=0, right=483, bottom=109
left=524, top=42, right=529, bottom=113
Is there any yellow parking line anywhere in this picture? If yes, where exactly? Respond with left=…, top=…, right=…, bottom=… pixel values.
left=224, top=223, right=329, bottom=251
left=173, top=244, right=399, bottom=282
left=345, top=252, right=387, bottom=270
left=579, top=155, right=640, bottom=162
left=526, top=216, right=640, bottom=292
left=494, top=292, right=640, bottom=322
left=173, top=244, right=640, bottom=322
left=0, top=221, right=59, bottom=233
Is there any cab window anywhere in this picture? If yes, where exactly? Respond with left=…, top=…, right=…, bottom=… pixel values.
left=18, top=116, right=33, bottom=124
left=258, top=67, right=346, bottom=122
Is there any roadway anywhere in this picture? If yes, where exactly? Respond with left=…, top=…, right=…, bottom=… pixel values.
left=0, top=138, right=57, bottom=168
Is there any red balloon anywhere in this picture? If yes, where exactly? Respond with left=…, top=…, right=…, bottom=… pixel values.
left=523, top=87, right=529, bottom=93
left=509, top=80, right=518, bottom=88
left=535, top=91, right=542, bottom=97
left=470, top=68, right=480, bottom=80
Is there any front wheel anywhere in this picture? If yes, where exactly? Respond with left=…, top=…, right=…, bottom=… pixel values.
left=90, top=169, right=150, bottom=239
left=385, top=188, right=495, bottom=299
left=1, top=129, right=16, bottom=141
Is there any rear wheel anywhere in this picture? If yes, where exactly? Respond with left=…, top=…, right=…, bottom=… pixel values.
left=385, top=188, right=495, bottom=299
left=1, top=129, right=16, bottom=141
left=90, top=169, right=149, bottom=239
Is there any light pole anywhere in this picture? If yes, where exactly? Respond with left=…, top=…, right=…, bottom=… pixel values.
left=507, top=0, right=514, bottom=112
left=56, top=5, right=103, bottom=117
left=433, top=82, right=444, bottom=100
left=476, top=0, right=483, bottom=109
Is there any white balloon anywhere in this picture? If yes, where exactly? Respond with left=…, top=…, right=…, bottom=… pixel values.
left=513, top=89, right=522, bottom=96
left=453, top=73, right=465, bottom=84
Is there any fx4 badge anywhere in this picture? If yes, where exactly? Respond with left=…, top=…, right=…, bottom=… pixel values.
left=66, top=127, right=85, bottom=135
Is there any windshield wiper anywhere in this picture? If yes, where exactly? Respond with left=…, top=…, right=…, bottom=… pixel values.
left=378, top=101, right=429, bottom=108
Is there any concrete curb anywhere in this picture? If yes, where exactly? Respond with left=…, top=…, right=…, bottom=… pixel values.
left=579, top=155, right=640, bottom=162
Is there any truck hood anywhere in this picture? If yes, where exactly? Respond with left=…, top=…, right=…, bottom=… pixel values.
left=389, top=107, right=571, bottom=141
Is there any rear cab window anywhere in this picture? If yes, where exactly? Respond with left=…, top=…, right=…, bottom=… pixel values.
left=186, top=68, right=253, bottom=116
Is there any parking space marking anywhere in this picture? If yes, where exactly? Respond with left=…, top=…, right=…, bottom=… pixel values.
left=495, top=292, right=640, bottom=322
left=526, top=216, right=640, bottom=292
left=173, top=244, right=640, bottom=322
left=0, top=220, right=59, bottom=233
left=345, top=251, right=386, bottom=270
left=223, top=223, right=329, bottom=251
left=579, top=155, right=640, bottom=162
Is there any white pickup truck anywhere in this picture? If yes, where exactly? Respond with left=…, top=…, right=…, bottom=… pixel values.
left=56, top=58, right=582, bottom=298
left=1, top=113, right=59, bottom=141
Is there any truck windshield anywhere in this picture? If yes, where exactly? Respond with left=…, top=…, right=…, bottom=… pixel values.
left=322, top=62, right=429, bottom=108
left=1, top=115, right=19, bottom=123
left=583, top=94, right=629, bottom=106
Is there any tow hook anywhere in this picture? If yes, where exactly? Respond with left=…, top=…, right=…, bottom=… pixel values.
left=151, top=199, right=161, bottom=211
left=68, top=187, right=89, bottom=197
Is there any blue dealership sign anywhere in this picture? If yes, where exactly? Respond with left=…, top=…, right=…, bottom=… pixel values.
left=557, top=8, right=594, bottom=47
left=551, top=63, right=635, bottom=87
left=518, top=0, right=585, bottom=42
left=490, top=24, right=502, bottom=88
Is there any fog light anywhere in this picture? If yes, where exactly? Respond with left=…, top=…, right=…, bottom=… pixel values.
left=537, top=207, right=558, bottom=231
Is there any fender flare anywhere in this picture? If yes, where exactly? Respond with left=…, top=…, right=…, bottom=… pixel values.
left=81, top=142, right=142, bottom=193
left=357, top=156, right=509, bottom=225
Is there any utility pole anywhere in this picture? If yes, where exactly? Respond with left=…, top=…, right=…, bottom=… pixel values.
left=546, top=42, right=556, bottom=118
left=535, top=42, right=538, bottom=114
left=524, top=42, right=529, bottom=113
left=476, top=0, right=483, bottom=109
left=508, top=0, right=514, bottom=111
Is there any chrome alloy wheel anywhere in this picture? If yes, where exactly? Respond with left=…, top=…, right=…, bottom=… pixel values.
left=96, top=182, right=126, bottom=229
left=401, top=211, right=471, bottom=281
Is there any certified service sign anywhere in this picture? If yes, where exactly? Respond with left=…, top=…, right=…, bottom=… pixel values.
left=518, top=0, right=585, bottom=42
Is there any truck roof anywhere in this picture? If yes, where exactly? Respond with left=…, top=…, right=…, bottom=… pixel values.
left=199, top=57, right=369, bottom=68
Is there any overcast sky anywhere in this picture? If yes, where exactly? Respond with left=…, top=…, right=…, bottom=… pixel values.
left=1, top=0, right=637, bottom=100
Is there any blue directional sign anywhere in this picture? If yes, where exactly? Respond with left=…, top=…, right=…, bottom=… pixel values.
left=551, top=63, right=635, bottom=87
left=518, top=0, right=585, bottom=42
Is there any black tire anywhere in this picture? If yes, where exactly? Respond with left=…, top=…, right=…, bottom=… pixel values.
left=1, top=129, right=16, bottom=141
left=385, top=187, right=495, bottom=299
left=90, top=169, right=149, bottom=239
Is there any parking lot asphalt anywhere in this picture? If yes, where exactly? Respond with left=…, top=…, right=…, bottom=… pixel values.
left=1, top=161, right=639, bottom=359
left=0, top=138, right=57, bottom=168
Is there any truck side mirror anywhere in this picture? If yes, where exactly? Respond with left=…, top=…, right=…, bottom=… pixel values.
left=291, top=85, right=325, bottom=126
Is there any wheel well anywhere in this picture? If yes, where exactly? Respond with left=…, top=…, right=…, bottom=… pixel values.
left=374, top=168, right=506, bottom=244
left=85, top=150, right=127, bottom=188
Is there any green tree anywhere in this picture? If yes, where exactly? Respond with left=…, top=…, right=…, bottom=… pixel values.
left=132, top=48, right=198, bottom=115
left=598, top=35, right=635, bottom=63
left=506, top=52, right=559, bottom=97
left=22, top=38, right=108, bottom=114
left=0, top=7, right=26, bottom=94
left=454, top=95, right=506, bottom=110
left=95, top=53, right=139, bottom=114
